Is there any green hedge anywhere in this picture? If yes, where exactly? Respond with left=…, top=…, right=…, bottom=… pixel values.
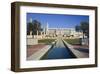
left=38, top=39, right=55, bottom=44
left=64, top=39, right=80, bottom=45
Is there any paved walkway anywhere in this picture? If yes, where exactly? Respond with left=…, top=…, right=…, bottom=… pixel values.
left=27, top=38, right=89, bottom=60
left=63, top=40, right=89, bottom=58
left=27, top=44, right=52, bottom=60
left=73, top=45, right=89, bottom=53
left=27, top=44, right=46, bottom=57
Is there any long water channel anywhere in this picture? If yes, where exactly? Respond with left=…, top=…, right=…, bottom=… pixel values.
left=42, top=37, right=76, bottom=59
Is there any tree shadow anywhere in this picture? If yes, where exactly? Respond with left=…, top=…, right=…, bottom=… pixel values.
left=75, top=48, right=89, bottom=53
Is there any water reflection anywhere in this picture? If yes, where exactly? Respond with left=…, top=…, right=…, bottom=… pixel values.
left=46, top=47, right=75, bottom=59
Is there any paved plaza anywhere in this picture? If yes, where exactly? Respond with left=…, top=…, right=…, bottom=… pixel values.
left=27, top=36, right=89, bottom=60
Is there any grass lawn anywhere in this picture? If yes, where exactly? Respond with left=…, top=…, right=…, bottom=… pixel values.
left=38, top=39, right=55, bottom=45
left=64, top=38, right=80, bottom=45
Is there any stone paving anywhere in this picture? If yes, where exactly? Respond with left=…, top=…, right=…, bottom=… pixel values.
left=73, top=45, right=89, bottom=53
left=63, top=40, right=89, bottom=58
left=27, top=44, right=46, bottom=57
left=27, top=38, right=89, bottom=60
left=27, top=45, right=51, bottom=60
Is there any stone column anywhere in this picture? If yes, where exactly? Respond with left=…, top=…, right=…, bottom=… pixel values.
left=30, top=31, right=32, bottom=35
left=29, top=31, right=33, bottom=38
left=37, top=30, right=38, bottom=39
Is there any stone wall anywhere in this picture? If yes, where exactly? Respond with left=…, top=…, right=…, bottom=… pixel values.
left=27, top=38, right=38, bottom=45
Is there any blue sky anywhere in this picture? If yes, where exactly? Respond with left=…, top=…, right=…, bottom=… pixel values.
left=27, top=13, right=89, bottom=28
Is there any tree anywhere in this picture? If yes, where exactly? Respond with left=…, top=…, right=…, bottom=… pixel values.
left=27, top=22, right=34, bottom=35
left=32, top=20, right=42, bottom=35
left=75, top=22, right=89, bottom=38
left=75, top=25, right=81, bottom=32
left=80, top=22, right=89, bottom=38
left=27, top=19, right=42, bottom=35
